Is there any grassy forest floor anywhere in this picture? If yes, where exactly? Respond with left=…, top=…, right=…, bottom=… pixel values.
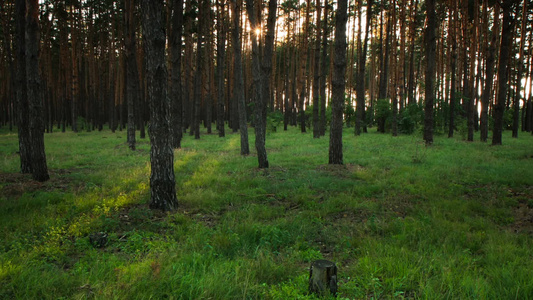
left=1, top=126, right=533, bottom=299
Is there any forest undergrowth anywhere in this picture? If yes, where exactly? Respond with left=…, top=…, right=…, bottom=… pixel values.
left=1, top=127, right=532, bottom=299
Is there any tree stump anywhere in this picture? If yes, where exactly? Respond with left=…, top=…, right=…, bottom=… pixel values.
left=308, top=259, right=337, bottom=297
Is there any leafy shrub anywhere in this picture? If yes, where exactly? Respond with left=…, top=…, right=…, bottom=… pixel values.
left=399, top=104, right=423, bottom=134
left=267, top=110, right=285, bottom=132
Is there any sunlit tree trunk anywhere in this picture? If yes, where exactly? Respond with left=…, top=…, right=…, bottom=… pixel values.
left=232, top=0, right=249, bottom=155
left=246, top=0, right=269, bottom=168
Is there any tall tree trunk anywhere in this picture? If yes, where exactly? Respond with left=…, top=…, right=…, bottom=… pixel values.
left=492, top=0, right=514, bottom=145
left=328, top=0, right=347, bottom=165
left=424, top=0, right=436, bottom=145
left=466, top=0, right=478, bottom=141
left=312, top=0, right=322, bottom=138
left=26, top=0, right=49, bottom=182
left=407, top=0, right=419, bottom=106
left=170, top=0, right=184, bottom=148
left=142, top=0, right=178, bottom=210
left=125, top=0, right=139, bottom=150
left=246, top=0, right=269, bottom=168
left=448, top=0, right=457, bottom=138
left=512, top=0, right=527, bottom=138
left=216, top=0, right=227, bottom=138
left=15, top=0, right=32, bottom=173
left=355, top=0, right=373, bottom=136
left=298, top=0, right=310, bottom=133
left=232, top=0, right=249, bottom=155
left=480, top=2, right=498, bottom=142
left=262, top=0, right=277, bottom=119
left=319, top=1, right=329, bottom=136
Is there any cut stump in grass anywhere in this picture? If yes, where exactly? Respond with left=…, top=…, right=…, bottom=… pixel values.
left=309, top=259, right=337, bottom=297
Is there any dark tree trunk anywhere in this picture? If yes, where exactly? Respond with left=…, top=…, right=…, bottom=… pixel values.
left=513, top=0, right=527, bottom=138
left=232, top=0, right=249, bottom=155
left=15, top=0, right=32, bottom=174
left=216, top=0, right=226, bottom=138
left=246, top=0, right=269, bottom=168
left=170, top=0, right=184, bottom=148
left=142, top=0, right=178, bottom=211
left=424, top=0, right=437, bottom=145
left=481, top=2, right=498, bottom=142
left=26, top=0, right=49, bottom=182
left=355, top=0, right=372, bottom=136
left=262, top=0, right=277, bottom=120
left=319, top=1, right=329, bottom=136
left=125, top=0, right=139, bottom=150
left=193, top=0, right=207, bottom=140
left=312, top=0, right=322, bottom=138
left=492, top=0, right=513, bottom=146
left=328, top=0, right=347, bottom=165
left=448, top=0, right=457, bottom=138
left=407, top=0, right=419, bottom=106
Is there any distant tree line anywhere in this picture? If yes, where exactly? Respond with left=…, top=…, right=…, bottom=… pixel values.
left=1, top=0, right=532, bottom=208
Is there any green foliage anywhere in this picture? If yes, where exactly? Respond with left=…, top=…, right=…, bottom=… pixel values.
left=375, top=98, right=392, bottom=132
left=267, top=110, right=284, bottom=133
left=0, top=127, right=532, bottom=299
left=399, top=103, right=424, bottom=134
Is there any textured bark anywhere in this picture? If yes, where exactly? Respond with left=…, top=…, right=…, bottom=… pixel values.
left=466, top=0, right=478, bottom=142
left=492, top=0, right=513, bottom=145
left=448, top=0, right=457, bottom=138
left=125, top=0, right=138, bottom=150
left=424, top=0, right=436, bottom=145
left=312, top=0, right=322, bottom=138
left=262, top=0, right=277, bottom=116
left=26, top=0, right=49, bottom=182
left=15, top=0, right=32, bottom=174
left=170, top=0, right=184, bottom=148
left=407, top=0, right=419, bottom=106
left=298, top=0, right=310, bottom=133
left=355, top=0, right=372, bottom=136
left=216, top=0, right=226, bottom=138
left=246, top=0, right=269, bottom=168
left=231, top=0, right=249, bottom=155
left=142, top=0, right=178, bottom=211
left=319, top=1, right=329, bottom=136
left=308, top=260, right=338, bottom=297
left=481, top=3, right=498, bottom=142
left=328, top=0, right=347, bottom=165
left=512, top=0, right=527, bottom=138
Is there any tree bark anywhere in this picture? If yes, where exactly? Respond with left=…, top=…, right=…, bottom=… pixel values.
left=355, top=0, right=373, bottom=136
left=216, top=0, right=227, bottom=138
left=170, top=0, right=184, bottom=148
left=231, top=0, right=249, bottom=155
left=328, top=0, right=347, bottom=165
left=15, top=0, right=32, bottom=174
left=142, top=0, right=178, bottom=211
left=492, top=0, right=514, bottom=145
left=125, top=0, right=139, bottom=150
left=308, top=260, right=338, bottom=297
left=312, top=0, right=322, bottom=138
left=512, top=0, right=527, bottom=138
left=448, top=0, right=457, bottom=138
left=319, top=1, right=329, bottom=136
left=26, top=0, right=49, bottom=182
left=481, top=2, right=498, bottom=142
left=424, top=0, right=437, bottom=145
left=246, top=0, right=269, bottom=168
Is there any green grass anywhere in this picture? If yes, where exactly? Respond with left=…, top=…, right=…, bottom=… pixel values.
left=1, top=126, right=533, bottom=299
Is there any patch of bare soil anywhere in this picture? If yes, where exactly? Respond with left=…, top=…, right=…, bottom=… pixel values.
left=510, top=186, right=533, bottom=235
left=316, top=163, right=365, bottom=178
left=0, top=169, right=74, bottom=197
